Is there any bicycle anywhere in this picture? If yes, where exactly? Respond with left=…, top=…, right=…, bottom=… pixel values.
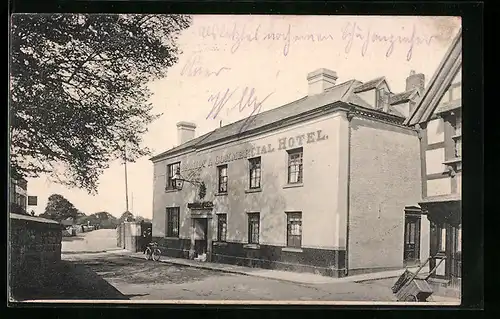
left=144, top=242, right=161, bottom=261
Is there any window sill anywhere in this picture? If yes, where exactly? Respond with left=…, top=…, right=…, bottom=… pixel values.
left=443, top=157, right=462, bottom=165
left=243, top=244, right=260, bottom=250
left=281, top=247, right=303, bottom=253
left=283, top=183, right=304, bottom=189
left=215, top=192, right=228, bottom=196
left=245, top=188, right=262, bottom=194
left=213, top=241, right=228, bottom=246
left=165, top=237, right=180, bottom=240
left=165, top=188, right=179, bottom=193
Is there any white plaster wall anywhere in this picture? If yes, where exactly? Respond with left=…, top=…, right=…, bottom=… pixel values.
left=425, top=148, right=446, bottom=175
left=151, top=112, right=348, bottom=250
left=426, top=118, right=445, bottom=145
left=356, top=89, right=376, bottom=108
left=427, top=178, right=452, bottom=197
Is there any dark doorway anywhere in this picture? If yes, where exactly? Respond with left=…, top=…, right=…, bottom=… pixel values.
left=194, top=218, right=208, bottom=257
left=403, top=213, right=421, bottom=266
left=140, top=221, right=152, bottom=252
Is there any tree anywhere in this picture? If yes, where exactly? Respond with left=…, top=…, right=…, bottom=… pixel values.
left=119, top=211, right=135, bottom=223
left=10, top=14, right=192, bottom=193
left=40, top=194, right=79, bottom=222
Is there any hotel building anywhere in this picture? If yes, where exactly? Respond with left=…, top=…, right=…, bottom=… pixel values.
left=150, top=67, right=429, bottom=277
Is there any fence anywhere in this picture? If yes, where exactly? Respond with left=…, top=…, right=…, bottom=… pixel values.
left=9, top=213, right=63, bottom=298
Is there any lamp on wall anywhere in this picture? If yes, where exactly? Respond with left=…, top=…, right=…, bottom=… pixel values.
left=172, top=168, right=203, bottom=191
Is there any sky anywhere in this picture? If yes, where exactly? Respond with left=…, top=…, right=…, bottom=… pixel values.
left=25, top=15, right=461, bottom=218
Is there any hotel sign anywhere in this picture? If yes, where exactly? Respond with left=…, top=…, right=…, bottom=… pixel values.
left=187, top=201, right=214, bottom=210
left=183, top=129, right=329, bottom=171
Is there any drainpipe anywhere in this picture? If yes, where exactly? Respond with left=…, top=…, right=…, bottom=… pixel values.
left=345, top=110, right=354, bottom=277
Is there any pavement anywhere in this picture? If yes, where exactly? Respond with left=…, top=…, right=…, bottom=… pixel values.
left=121, top=250, right=418, bottom=285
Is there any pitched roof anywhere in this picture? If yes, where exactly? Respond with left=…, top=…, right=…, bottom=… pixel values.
left=150, top=80, right=357, bottom=161
left=389, top=89, right=418, bottom=105
left=10, top=213, right=61, bottom=225
left=353, top=77, right=388, bottom=93
left=404, top=29, right=462, bottom=126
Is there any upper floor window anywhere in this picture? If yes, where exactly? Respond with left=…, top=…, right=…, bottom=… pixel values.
left=218, top=165, right=228, bottom=193
left=287, top=148, right=303, bottom=184
left=166, top=162, right=180, bottom=190
left=249, top=157, right=261, bottom=189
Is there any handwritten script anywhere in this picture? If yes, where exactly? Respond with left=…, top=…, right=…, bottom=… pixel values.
left=341, top=22, right=437, bottom=61
left=180, top=54, right=231, bottom=77
left=198, top=22, right=445, bottom=60
left=206, top=87, right=275, bottom=132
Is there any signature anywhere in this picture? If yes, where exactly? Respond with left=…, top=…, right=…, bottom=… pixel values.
left=180, top=54, right=231, bottom=77
left=199, top=23, right=335, bottom=57
left=341, top=22, right=438, bottom=61
left=206, top=87, right=275, bottom=130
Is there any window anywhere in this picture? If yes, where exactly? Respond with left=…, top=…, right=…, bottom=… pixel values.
left=166, top=207, right=180, bottom=237
left=166, top=162, right=180, bottom=190
left=438, top=226, right=447, bottom=252
left=217, top=214, right=227, bottom=242
left=454, top=114, right=462, bottom=158
left=247, top=213, right=260, bottom=244
left=286, top=212, right=302, bottom=248
left=249, top=157, right=261, bottom=189
left=287, top=148, right=303, bottom=184
left=218, top=165, right=228, bottom=193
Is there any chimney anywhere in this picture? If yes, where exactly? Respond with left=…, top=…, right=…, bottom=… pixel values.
left=307, top=68, right=338, bottom=96
left=406, top=70, right=425, bottom=94
left=176, top=121, right=196, bottom=146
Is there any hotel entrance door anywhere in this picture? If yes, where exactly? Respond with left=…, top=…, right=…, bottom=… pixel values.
left=193, top=218, right=208, bottom=257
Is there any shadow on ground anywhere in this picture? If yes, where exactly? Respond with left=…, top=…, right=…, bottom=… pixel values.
left=10, top=260, right=129, bottom=301
left=62, top=236, right=85, bottom=242
left=72, top=255, right=232, bottom=285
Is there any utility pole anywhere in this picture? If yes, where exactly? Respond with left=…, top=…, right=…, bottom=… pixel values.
left=131, top=192, right=134, bottom=213
left=124, top=145, right=129, bottom=213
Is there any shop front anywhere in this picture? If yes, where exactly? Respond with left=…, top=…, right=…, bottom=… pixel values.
left=420, top=195, right=461, bottom=289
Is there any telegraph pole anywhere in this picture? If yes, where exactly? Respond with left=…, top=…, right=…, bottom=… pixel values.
left=124, top=145, right=129, bottom=213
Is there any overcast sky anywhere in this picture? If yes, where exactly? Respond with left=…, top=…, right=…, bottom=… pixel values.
left=25, top=15, right=461, bottom=218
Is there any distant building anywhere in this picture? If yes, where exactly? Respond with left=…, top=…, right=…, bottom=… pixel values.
left=150, top=67, right=430, bottom=277
left=9, top=177, right=28, bottom=214
left=405, top=29, right=462, bottom=292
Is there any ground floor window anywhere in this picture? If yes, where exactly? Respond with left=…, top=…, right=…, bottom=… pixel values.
left=166, top=207, right=180, bottom=237
left=247, top=213, right=260, bottom=244
left=286, top=212, right=302, bottom=248
left=217, top=214, right=227, bottom=242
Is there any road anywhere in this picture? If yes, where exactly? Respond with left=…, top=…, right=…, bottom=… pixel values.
left=62, top=228, right=119, bottom=253
left=60, top=229, right=398, bottom=301
left=63, top=253, right=397, bottom=301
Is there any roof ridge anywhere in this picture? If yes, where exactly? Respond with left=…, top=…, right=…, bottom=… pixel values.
left=404, top=28, right=462, bottom=126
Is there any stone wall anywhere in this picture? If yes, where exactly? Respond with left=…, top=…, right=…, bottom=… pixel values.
left=116, top=221, right=143, bottom=252
left=9, top=213, right=63, bottom=299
